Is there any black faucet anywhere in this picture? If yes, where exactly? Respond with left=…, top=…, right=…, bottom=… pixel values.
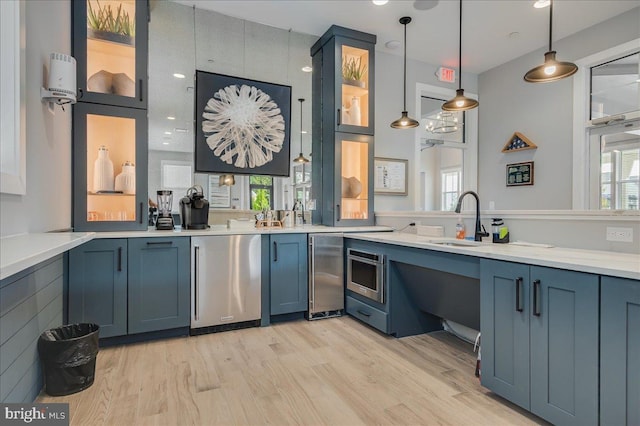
left=454, top=191, right=489, bottom=242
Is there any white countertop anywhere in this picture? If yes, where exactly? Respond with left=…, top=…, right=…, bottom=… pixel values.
left=0, top=226, right=390, bottom=280
left=92, top=225, right=392, bottom=238
left=347, top=232, right=640, bottom=280
left=1, top=232, right=95, bottom=281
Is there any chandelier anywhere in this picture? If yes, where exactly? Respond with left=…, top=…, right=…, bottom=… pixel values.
left=425, top=111, right=459, bottom=134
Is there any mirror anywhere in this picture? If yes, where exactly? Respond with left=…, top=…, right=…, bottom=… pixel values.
left=148, top=2, right=315, bottom=216
left=415, top=83, right=478, bottom=211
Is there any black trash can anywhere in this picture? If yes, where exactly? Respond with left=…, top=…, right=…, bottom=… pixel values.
left=38, top=323, right=100, bottom=396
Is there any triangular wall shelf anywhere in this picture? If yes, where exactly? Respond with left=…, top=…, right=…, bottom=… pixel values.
left=502, top=132, right=537, bottom=153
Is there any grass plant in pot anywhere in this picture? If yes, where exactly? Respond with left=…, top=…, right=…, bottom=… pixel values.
left=342, top=57, right=367, bottom=89
left=87, top=0, right=135, bottom=46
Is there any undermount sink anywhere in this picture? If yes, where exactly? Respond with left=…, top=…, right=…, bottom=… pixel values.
left=420, top=237, right=482, bottom=247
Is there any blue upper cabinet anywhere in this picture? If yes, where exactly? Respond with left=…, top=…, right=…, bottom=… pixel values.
left=600, top=276, right=640, bottom=426
left=72, top=0, right=148, bottom=109
left=311, top=26, right=376, bottom=226
left=68, top=239, right=128, bottom=338
left=269, top=234, right=308, bottom=315
left=480, top=260, right=599, bottom=426
left=127, top=238, right=190, bottom=334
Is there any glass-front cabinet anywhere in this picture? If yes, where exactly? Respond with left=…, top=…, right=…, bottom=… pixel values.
left=72, top=0, right=148, bottom=108
left=311, top=26, right=376, bottom=226
left=73, top=103, right=148, bottom=231
left=337, top=41, right=374, bottom=135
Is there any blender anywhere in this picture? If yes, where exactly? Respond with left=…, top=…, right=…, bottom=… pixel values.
left=156, top=190, right=174, bottom=230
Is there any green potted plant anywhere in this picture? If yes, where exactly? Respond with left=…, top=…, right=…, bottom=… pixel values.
left=342, top=56, right=367, bottom=88
left=87, top=0, right=135, bottom=46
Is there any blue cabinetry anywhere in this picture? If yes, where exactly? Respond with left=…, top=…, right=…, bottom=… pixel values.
left=127, top=238, right=190, bottom=334
left=68, top=239, right=128, bottom=338
left=600, top=276, right=640, bottom=425
left=480, top=259, right=599, bottom=425
left=269, top=234, right=308, bottom=315
left=68, top=237, right=190, bottom=339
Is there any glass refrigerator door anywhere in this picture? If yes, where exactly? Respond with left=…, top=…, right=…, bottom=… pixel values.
left=340, top=139, right=369, bottom=220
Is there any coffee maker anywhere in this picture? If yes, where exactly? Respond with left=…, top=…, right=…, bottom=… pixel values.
left=156, top=190, right=174, bottom=230
left=180, top=185, right=209, bottom=230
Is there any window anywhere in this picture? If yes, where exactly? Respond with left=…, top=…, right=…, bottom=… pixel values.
left=249, top=175, right=273, bottom=210
left=573, top=40, right=640, bottom=210
left=441, top=168, right=461, bottom=211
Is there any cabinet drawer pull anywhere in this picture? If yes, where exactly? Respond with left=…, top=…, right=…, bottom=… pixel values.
left=117, top=247, right=122, bottom=272
left=273, top=241, right=278, bottom=262
left=533, top=279, right=541, bottom=316
left=515, top=277, right=523, bottom=312
left=357, top=309, right=371, bottom=317
left=146, top=241, right=173, bottom=246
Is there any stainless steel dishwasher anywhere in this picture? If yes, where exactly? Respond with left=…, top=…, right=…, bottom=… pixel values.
left=191, top=235, right=261, bottom=333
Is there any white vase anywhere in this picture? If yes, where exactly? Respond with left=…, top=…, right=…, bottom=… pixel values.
left=350, top=96, right=361, bottom=126
left=115, top=161, right=136, bottom=194
left=93, top=146, right=114, bottom=193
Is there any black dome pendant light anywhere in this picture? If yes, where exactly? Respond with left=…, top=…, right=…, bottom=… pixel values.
left=442, top=0, right=478, bottom=112
left=293, top=98, right=309, bottom=163
left=524, top=0, right=578, bottom=83
left=390, top=17, right=419, bottom=129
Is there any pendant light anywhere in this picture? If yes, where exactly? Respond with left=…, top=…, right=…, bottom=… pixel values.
left=293, top=98, right=309, bottom=163
left=524, top=0, right=578, bottom=83
left=390, top=17, right=419, bottom=129
left=218, top=174, right=235, bottom=186
left=442, top=0, right=478, bottom=112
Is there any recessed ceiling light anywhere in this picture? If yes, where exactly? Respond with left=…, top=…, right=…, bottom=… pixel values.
left=301, top=130, right=308, bottom=134
left=385, top=40, right=401, bottom=49
left=533, top=0, right=550, bottom=8
left=173, top=73, right=185, bottom=79
left=174, top=128, right=189, bottom=133
left=372, top=0, right=388, bottom=5
left=164, top=131, right=172, bottom=135
left=167, top=116, right=175, bottom=120
left=301, top=66, right=313, bottom=73
left=162, top=142, right=170, bottom=145
left=413, top=0, right=439, bottom=11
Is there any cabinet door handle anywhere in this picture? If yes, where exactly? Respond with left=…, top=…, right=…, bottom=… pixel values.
left=515, top=277, right=523, bottom=312
left=337, top=108, right=341, bottom=125
left=357, top=309, right=371, bottom=317
left=139, top=79, right=143, bottom=102
left=273, top=241, right=278, bottom=262
left=139, top=202, right=143, bottom=224
left=309, top=239, right=315, bottom=309
left=117, top=247, right=122, bottom=272
left=146, top=241, right=173, bottom=246
left=194, top=246, right=199, bottom=321
left=336, top=204, right=340, bottom=222
left=533, top=279, right=541, bottom=316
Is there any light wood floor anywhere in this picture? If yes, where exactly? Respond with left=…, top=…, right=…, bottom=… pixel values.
left=38, top=316, right=545, bottom=425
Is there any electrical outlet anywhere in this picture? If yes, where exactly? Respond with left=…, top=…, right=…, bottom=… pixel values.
left=606, top=227, right=633, bottom=243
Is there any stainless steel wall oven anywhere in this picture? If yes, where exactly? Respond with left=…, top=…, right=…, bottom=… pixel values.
left=346, top=248, right=384, bottom=303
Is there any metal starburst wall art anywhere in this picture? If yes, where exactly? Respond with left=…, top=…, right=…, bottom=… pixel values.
left=202, top=84, right=285, bottom=169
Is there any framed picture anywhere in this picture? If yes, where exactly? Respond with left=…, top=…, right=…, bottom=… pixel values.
left=374, top=157, right=408, bottom=195
left=207, top=175, right=231, bottom=208
left=195, top=71, right=292, bottom=176
left=506, top=161, right=534, bottom=186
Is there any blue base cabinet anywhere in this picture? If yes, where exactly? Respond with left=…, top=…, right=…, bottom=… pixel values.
left=68, top=239, right=128, bottom=338
left=269, top=234, right=308, bottom=315
left=127, top=238, right=190, bottom=334
left=600, top=276, right=640, bottom=425
left=481, top=259, right=599, bottom=426
left=68, top=238, right=190, bottom=339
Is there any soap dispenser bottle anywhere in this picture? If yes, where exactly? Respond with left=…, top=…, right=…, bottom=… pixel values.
left=455, top=216, right=466, bottom=240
